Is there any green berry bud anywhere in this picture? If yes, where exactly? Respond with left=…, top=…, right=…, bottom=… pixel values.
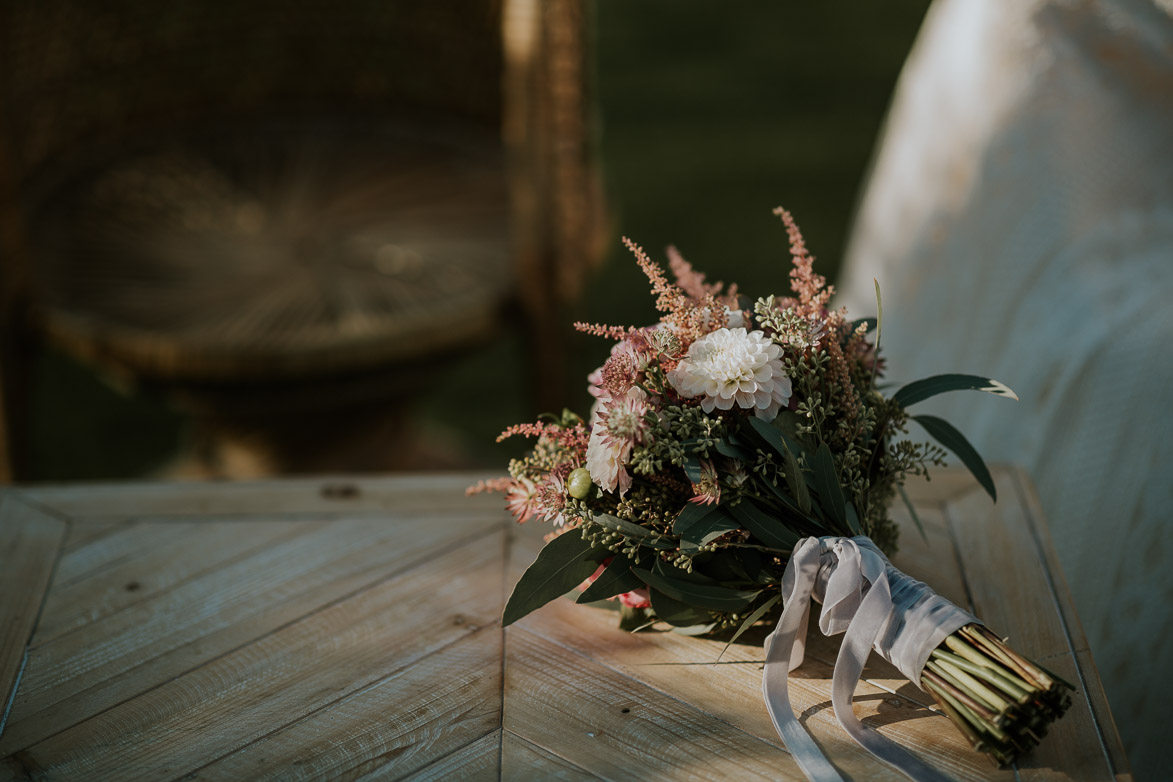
left=567, top=467, right=593, bottom=499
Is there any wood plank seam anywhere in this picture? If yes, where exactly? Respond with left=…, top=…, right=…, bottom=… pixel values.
left=66, top=509, right=509, bottom=525
left=939, top=495, right=980, bottom=616
left=177, top=625, right=503, bottom=782
left=939, top=485, right=1042, bottom=780
left=10, top=521, right=508, bottom=753
left=380, top=728, right=502, bottom=782
left=497, top=522, right=510, bottom=781
left=500, top=728, right=602, bottom=780
left=0, top=652, right=29, bottom=742
left=508, top=625, right=793, bottom=759
left=0, top=493, right=68, bottom=743
left=1010, top=469, right=1120, bottom=780
left=21, top=475, right=505, bottom=519
left=59, top=519, right=135, bottom=556
left=397, top=728, right=503, bottom=782
left=50, top=521, right=148, bottom=591
left=2, top=490, right=74, bottom=529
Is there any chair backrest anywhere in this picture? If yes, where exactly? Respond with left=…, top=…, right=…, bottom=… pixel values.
left=0, top=0, right=603, bottom=481
left=0, top=1, right=505, bottom=196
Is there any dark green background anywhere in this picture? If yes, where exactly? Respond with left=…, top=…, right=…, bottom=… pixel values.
left=27, top=2, right=931, bottom=480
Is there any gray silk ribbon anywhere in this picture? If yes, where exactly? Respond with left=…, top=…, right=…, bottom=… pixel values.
left=762, top=536, right=978, bottom=782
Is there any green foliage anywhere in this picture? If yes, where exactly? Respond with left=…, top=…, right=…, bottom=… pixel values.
left=502, top=530, right=608, bottom=627
left=577, top=554, right=645, bottom=603
left=912, top=414, right=997, bottom=501
left=493, top=216, right=1011, bottom=638
left=893, top=374, right=1018, bottom=408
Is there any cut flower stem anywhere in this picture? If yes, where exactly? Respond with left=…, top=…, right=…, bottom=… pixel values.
left=921, top=623, right=1073, bottom=766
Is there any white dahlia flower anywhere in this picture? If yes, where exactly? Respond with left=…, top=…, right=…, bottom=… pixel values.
left=669, top=327, right=792, bottom=419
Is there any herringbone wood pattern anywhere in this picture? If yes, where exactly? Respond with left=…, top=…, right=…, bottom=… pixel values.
left=0, top=469, right=1128, bottom=780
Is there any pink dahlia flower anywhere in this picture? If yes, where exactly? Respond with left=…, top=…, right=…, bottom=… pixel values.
left=585, top=386, right=651, bottom=496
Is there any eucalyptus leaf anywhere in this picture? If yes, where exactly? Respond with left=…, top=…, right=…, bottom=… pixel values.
left=913, top=414, right=997, bottom=501
left=673, top=502, right=720, bottom=535
left=715, top=440, right=753, bottom=460
left=591, top=512, right=654, bottom=539
left=634, top=568, right=760, bottom=612
left=811, top=442, right=848, bottom=526
left=672, top=623, right=718, bottom=636
left=679, top=510, right=741, bottom=554
left=502, top=532, right=606, bottom=626
left=778, top=435, right=811, bottom=514
left=649, top=588, right=715, bottom=627
left=652, top=556, right=719, bottom=585
left=892, top=374, right=1018, bottom=408
left=845, top=501, right=863, bottom=536
left=719, top=593, right=781, bottom=660
left=682, top=454, right=704, bottom=483
left=873, top=278, right=883, bottom=352
left=762, top=479, right=821, bottom=528
left=746, top=417, right=813, bottom=514
left=577, top=555, right=644, bottom=603
left=727, top=500, right=801, bottom=550
left=699, top=548, right=751, bottom=584
left=592, top=513, right=677, bottom=551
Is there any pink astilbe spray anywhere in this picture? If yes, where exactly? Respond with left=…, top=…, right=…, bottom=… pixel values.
left=465, top=476, right=515, bottom=496
left=666, top=245, right=739, bottom=306
left=497, top=421, right=590, bottom=454
left=774, top=207, right=833, bottom=320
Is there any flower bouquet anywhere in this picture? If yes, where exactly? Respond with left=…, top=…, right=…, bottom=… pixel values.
left=472, top=208, right=1072, bottom=780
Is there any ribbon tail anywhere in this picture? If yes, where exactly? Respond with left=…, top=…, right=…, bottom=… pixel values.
left=763, top=542, right=845, bottom=782
left=830, top=571, right=954, bottom=782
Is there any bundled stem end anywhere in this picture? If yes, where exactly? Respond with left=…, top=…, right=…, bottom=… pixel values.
left=921, top=624, right=1074, bottom=766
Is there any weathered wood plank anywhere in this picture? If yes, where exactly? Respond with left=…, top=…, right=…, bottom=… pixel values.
left=505, top=627, right=801, bottom=782
left=1009, top=467, right=1091, bottom=655
left=0, top=494, right=66, bottom=739
left=59, top=517, right=134, bottom=554
left=513, top=594, right=1001, bottom=782
left=33, top=519, right=319, bottom=646
left=901, top=468, right=987, bottom=506
left=186, top=628, right=502, bottom=781
left=23, top=474, right=503, bottom=519
left=500, top=729, right=601, bottom=780
left=1069, top=650, right=1130, bottom=782
left=4, top=531, right=506, bottom=781
left=0, top=469, right=1126, bottom=782
left=1, top=514, right=501, bottom=755
left=394, top=730, right=501, bottom=782
left=944, top=469, right=1074, bottom=660
left=1012, top=651, right=1124, bottom=782
left=888, top=504, right=971, bottom=612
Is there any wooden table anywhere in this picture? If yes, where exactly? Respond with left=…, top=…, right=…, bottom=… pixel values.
left=0, top=466, right=1129, bottom=781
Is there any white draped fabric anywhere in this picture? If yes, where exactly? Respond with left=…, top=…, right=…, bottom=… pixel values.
left=837, top=1, right=1173, bottom=778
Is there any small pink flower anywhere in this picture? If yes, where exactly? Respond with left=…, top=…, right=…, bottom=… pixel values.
left=580, top=559, right=610, bottom=592
left=617, top=588, right=652, bottom=609
left=586, top=386, right=651, bottom=496
left=688, top=458, right=721, bottom=506
left=504, top=478, right=539, bottom=523
left=579, top=558, right=652, bottom=609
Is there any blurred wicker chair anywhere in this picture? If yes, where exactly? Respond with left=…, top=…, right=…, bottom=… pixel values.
left=0, top=0, right=603, bottom=480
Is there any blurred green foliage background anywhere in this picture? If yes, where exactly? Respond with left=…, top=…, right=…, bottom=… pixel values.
left=27, top=2, right=931, bottom=480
